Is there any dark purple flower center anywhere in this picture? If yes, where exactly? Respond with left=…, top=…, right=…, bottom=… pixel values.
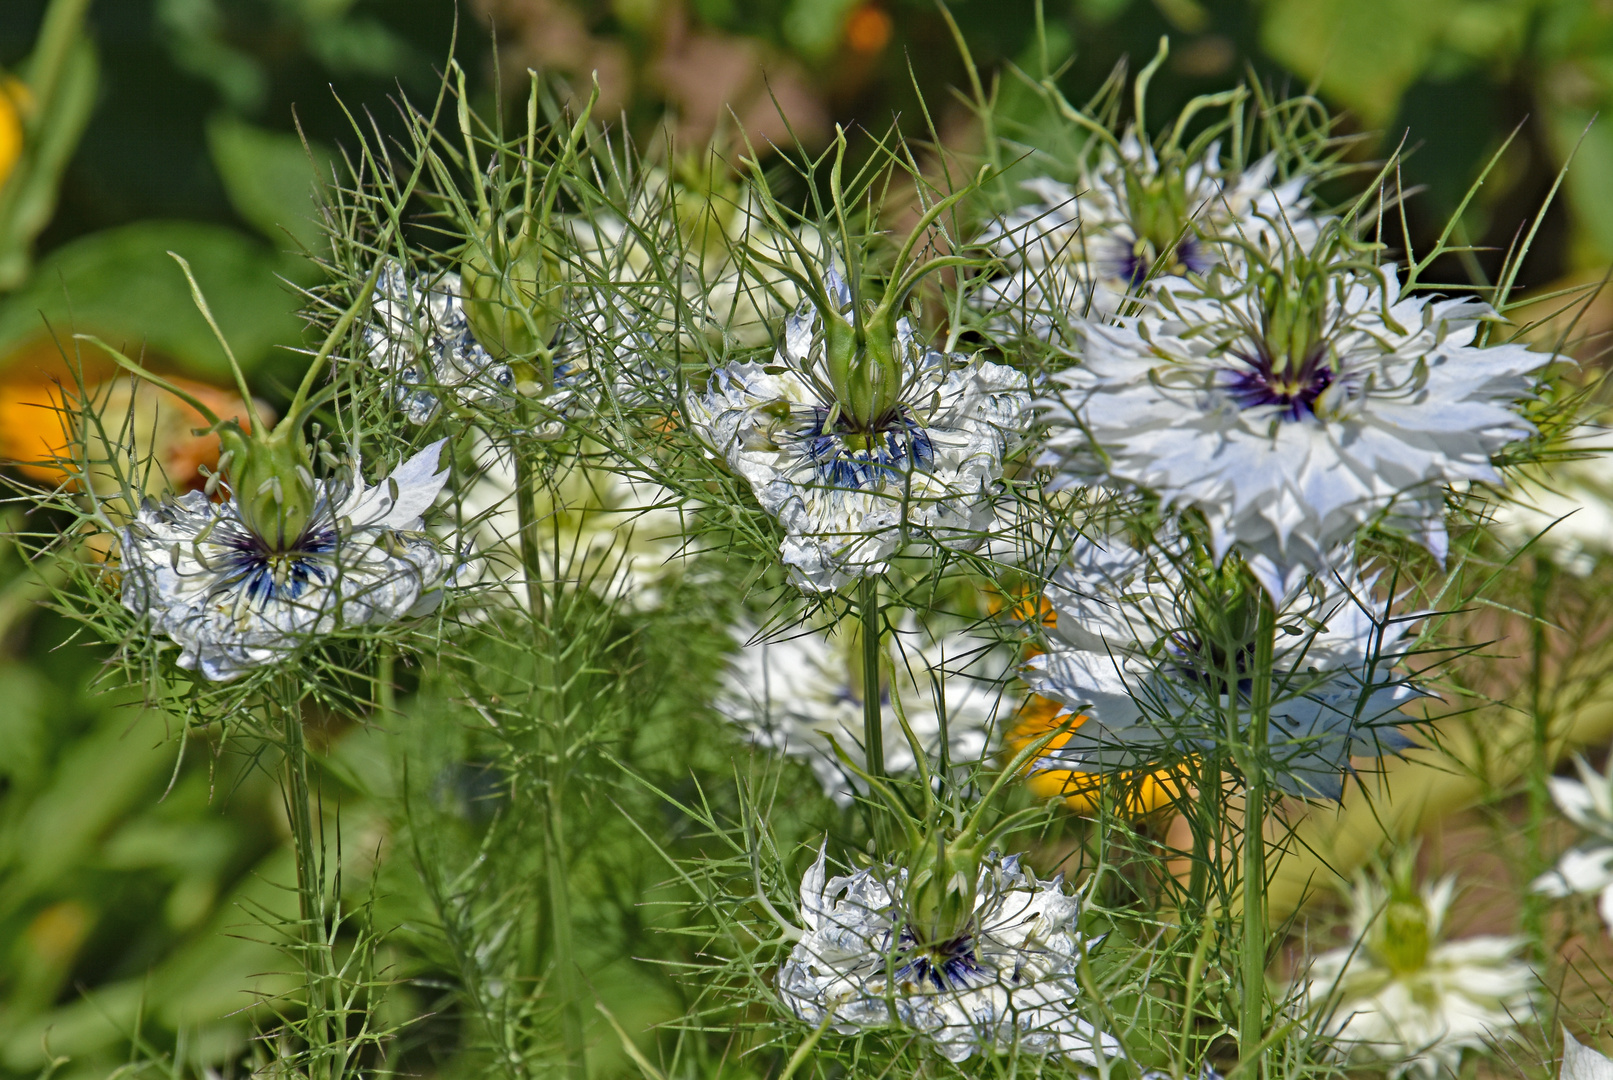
left=212, top=506, right=340, bottom=608
left=1223, top=340, right=1334, bottom=421
left=892, top=925, right=984, bottom=991
left=1111, top=232, right=1213, bottom=289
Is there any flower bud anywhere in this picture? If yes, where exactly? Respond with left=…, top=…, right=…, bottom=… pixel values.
left=217, top=422, right=317, bottom=551
left=460, top=223, right=558, bottom=361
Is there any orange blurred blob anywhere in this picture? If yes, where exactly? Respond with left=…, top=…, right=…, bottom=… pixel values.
left=844, top=5, right=893, bottom=55
left=0, top=339, right=267, bottom=496
left=0, top=76, right=29, bottom=191
left=1009, top=695, right=1192, bottom=816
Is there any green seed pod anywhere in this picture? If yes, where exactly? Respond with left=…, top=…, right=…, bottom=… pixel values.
left=460, top=224, right=557, bottom=362
left=904, top=830, right=987, bottom=948
left=822, top=292, right=905, bottom=434
left=217, top=422, right=317, bottom=551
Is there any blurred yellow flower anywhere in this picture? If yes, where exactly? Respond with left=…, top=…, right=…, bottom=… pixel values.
left=1009, top=695, right=1192, bottom=815
left=0, top=338, right=267, bottom=497
left=0, top=75, right=29, bottom=191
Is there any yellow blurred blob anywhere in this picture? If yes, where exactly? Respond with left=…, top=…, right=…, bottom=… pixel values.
left=0, top=338, right=268, bottom=497
left=1009, top=695, right=1193, bottom=816
left=0, top=75, right=30, bottom=192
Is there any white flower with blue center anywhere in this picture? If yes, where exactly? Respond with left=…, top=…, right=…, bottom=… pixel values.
left=119, top=440, right=454, bottom=681
left=973, top=135, right=1317, bottom=340
left=686, top=276, right=1029, bottom=592
left=1294, top=867, right=1537, bottom=1079
left=1038, top=252, right=1548, bottom=599
left=364, top=260, right=518, bottom=424
left=1020, top=531, right=1416, bottom=800
left=720, top=617, right=1010, bottom=802
left=778, top=845, right=1119, bottom=1063
left=1532, top=753, right=1613, bottom=934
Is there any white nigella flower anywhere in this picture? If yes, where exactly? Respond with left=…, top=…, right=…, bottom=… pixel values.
left=364, top=258, right=614, bottom=432
left=1487, top=423, right=1613, bottom=575
left=972, top=134, right=1318, bottom=340
left=720, top=617, right=1009, bottom=802
left=364, top=260, right=517, bottom=424
left=1020, top=531, right=1416, bottom=800
left=778, top=845, right=1119, bottom=1063
left=1563, top=1028, right=1613, bottom=1080
left=1295, top=867, right=1536, bottom=1079
left=686, top=272, right=1030, bottom=592
left=1039, top=251, right=1548, bottom=598
left=451, top=432, right=689, bottom=611
left=1531, top=753, right=1613, bottom=934
left=120, top=440, right=454, bottom=682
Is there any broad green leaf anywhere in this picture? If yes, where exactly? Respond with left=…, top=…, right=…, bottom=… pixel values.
left=207, top=113, right=334, bottom=253
left=0, top=220, right=310, bottom=378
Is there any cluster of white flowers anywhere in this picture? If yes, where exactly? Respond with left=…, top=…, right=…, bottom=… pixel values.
left=1532, top=753, right=1613, bottom=934
left=719, top=617, right=1010, bottom=802
left=686, top=273, right=1029, bottom=591
left=973, top=135, right=1316, bottom=338
left=778, top=845, right=1119, bottom=1063
left=120, top=441, right=454, bottom=681
left=1292, top=869, right=1537, bottom=1079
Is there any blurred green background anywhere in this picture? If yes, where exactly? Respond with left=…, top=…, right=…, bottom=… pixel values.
left=0, top=0, right=1609, bottom=1077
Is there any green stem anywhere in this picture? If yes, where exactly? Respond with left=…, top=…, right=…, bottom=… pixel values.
left=511, top=423, right=585, bottom=1080
left=859, top=575, right=884, bottom=781
left=1237, top=600, right=1276, bottom=1067
left=279, top=681, right=338, bottom=1077
left=1524, top=556, right=1554, bottom=952
left=543, top=769, right=587, bottom=1080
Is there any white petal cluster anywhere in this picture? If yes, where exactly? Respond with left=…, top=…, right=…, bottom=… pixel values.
left=1487, top=424, right=1613, bottom=574
left=778, top=846, right=1119, bottom=1063
left=1532, top=754, right=1613, bottom=933
left=719, top=618, right=1009, bottom=802
left=687, top=291, right=1029, bottom=592
left=1295, top=874, right=1536, bottom=1079
left=1039, top=264, right=1547, bottom=595
left=120, top=441, right=454, bottom=681
left=973, top=137, right=1316, bottom=340
left=1020, top=531, right=1415, bottom=799
left=363, top=260, right=516, bottom=424
left=450, top=432, right=690, bottom=612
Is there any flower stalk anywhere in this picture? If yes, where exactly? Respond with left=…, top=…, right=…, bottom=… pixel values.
left=1236, top=596, right=1276, bottom=1063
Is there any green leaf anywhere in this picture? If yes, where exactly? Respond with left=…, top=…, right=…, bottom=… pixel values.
left=1549, top=105, right=1613, bottom=266
left=0, top=36, right=98, bottom=291
left=207, top=113, right=334, bottom=253
left=0, top=221, right=310, bottom=378
left=1259, top=0, right=1450, bottom=127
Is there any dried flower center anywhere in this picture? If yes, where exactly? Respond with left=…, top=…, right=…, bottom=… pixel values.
left=798, top=406, right=935, bottom=489
left=892, top=926, right=984, bottom=992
